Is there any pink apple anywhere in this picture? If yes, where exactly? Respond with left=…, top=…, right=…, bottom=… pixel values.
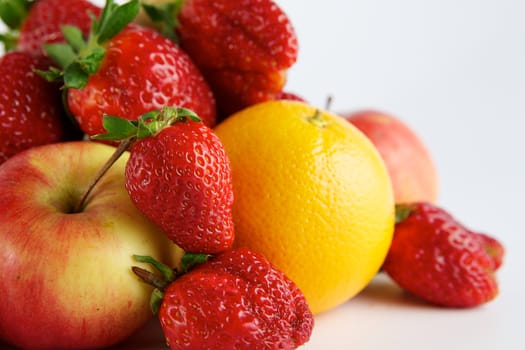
left=344, top=110, right=439, bottom=203
left=0, top=141, right=182, bottom=349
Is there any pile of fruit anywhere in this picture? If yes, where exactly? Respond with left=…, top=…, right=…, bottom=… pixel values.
left=0, top=0, right=505, bottom=349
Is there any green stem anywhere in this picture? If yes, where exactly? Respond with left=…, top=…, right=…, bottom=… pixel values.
left=131, top=266, right=170, bottom=290
left=133, top=254, right=176, bottom=282
left=132, top=266, right=167, bottom=314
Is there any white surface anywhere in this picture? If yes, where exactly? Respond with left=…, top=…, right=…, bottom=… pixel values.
left=1, top=0, right=524, bottom=349
left=280, top=1, right=525, bottom=349
left=279, top=1, right=525, bottom=349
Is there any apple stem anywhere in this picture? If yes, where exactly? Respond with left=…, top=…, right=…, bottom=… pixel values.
left=74, top=137, right=136, bottom=213
left=325, top=95, right=333, bottom=111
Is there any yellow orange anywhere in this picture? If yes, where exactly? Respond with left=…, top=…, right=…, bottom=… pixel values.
left=214, top=101, right=395, bottom=314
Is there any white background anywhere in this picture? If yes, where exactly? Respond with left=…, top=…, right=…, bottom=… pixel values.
left=2, top=0, right=524, bottom=349
left=277, top=1, right=525, bottom=349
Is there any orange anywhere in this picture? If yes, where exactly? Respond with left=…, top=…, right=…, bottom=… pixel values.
left=214, top=100, right=395, bottom=314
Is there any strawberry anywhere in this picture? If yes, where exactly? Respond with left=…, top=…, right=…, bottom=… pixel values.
left=132, top=248, right=314, bottom=350
left=474, top=232, right=505, bottom=270
left=383, top=202, right=504, bottom=308
left=93, top=106, right=234, bottom=254
left=274, top=91, right=307, bottom=102
left=143, top=0, right=298, bottom=118
left=42, top=0, right=217, bottom=137
left=0, top=0, right=101, bottom=53
left=0, top=50, right=71, bottom=164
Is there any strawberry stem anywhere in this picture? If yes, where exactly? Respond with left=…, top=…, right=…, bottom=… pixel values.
left=132, top=255, right=175, bottom=315
left=180, top=252, right=210, bottom=273
left=131, top=252, right=210, bottom=314
left=0, top=31, right=18, bottom=51
left=131, top=266, right=170, bottom=290
left=73, top=136, right=135, bottom=212
left=133, top=254, right=176, bottom=282
left=395, top=203, right=416, bottom=224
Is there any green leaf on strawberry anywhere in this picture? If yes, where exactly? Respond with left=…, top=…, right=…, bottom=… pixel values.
left=96, top=0, right=139, bottom=43
left=180, top=252, right=211, bottom=273
left=61, top=25, right=85, bottom=51
left=0, top=0, right=30, bottom=28
left=395, top=203, right=416, bottom=224
left=133, top=254, right=176, bottom=283
left=43, top=43, right=76, bottom=68
left=132, top=252, right=210, bottom=314
left=33, top=66, right=63, bottom=82
left=93, top=106, right=201, bottom=142
left=140, top=0, right=183, bottom=43
left=0, top=31, right=18, bottom=51
left=99, top=115, right=138, bottom=140
left=74, top=105, right=202, bottom=213
left=0, top=0, right=31, bottom=50
left=39, top=0, right=140, bottom=89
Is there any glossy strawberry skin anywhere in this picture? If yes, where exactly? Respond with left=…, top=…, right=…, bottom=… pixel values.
left=274, top=91, right=307, bottom=102
left=67, top=25, right=217, bottom=137
left=18, top=0, right=101, bottom=54
left=0, top=51, right=68, bottom=164
left=159, top=248, right=314, bottom=350
left=125, top=120, right=233, bottom=254
left=383, top=202, right=503, bottom=308
left=176, top=0, right=298, bottom=117
left=475, top=231, right=505, bottom=270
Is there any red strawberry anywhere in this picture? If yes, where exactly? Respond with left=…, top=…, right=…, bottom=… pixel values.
left=383, top=202, right=504, bottom=308
left=0, top=51, right=70, bottom=164
left=68, top=24, right=217, bottom=134
left=274, top=91, right=307, bottom=102
left=0, top=0, right=101, bottom=53
left=474, top=232, right=505, bottom=270
left=133, top=248, right=314, bottom=350
left=42, top=0, right=217, bottom=136
left=94, top=106, right=234, bottom=254
left=144, top=0, right=298, bottom=117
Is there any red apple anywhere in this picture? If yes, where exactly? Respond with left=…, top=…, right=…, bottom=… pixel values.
left=0, top=141, right=182, bottom=349
left=344, top=110, right=439, bottom=203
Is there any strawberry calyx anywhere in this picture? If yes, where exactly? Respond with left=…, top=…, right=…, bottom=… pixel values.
left=38, top=0, right=140, bottom=89
left=0, top=0, right=30, bottom=29
left=140, top=0, right=184, bottom=43
left=73, top=105, right=200, bottom=213
left=132, top=253, right=210, bottom=314
left=0, top=0, right=31, bottom=51
left=93, top=105, right=200, bottom=142
left=395, top=203, right=417, bottom=224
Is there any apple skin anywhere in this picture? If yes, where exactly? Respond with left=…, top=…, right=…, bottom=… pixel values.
left=344, top=110, right=439, bottom=203
left=0, top=141, right=182, bottom=349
